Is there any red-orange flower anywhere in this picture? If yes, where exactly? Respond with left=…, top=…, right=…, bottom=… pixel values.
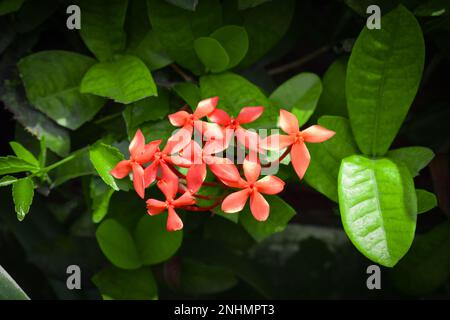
left=261, top=109, right=335, bottom=179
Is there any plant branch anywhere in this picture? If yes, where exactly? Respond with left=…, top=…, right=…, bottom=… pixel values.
left=171, top=64, right=195, bottom=83
left=261, top=146, right=291, bottom=168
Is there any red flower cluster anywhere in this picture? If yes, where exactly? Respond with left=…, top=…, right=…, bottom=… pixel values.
left=111, top=97, right=335, bottom=231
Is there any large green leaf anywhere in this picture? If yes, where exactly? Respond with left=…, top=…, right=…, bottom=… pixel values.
left=239, top=195, right=295, bottom=242
left=92, top=266, right=157, bottom=300
left=200, top=72, right=275, bottom=128
left=96, top=219, right=142, bottom=270
left=81, top=55, right=157, bottom=104
left=269, top=72, right=322, bottom=126
left=12, top=177, right=34, bottom=221
left=210, top=25, right=249, bottom=69
left=391, top=221, right=450, bottom=295
left=147, top=0, right=222, bottom=75
left=18, top=51, right=106, bottom=130
left=0, top=156, right=38, bottom=175
left=416, top=189, right=438, bottom=214
left=338, top=155, right=417, bottom=267
left=346, top=5, right=425, bottom=156
left=304, top=116, right=359, bottom=202
left=0, top=0, right=24, bottom=15
left=315, top=57, right=348, bottom=118
left=387, top=146, right=435, bottom=177
left=50, top=149, right=95, bottom=187
left=134, top=215, right=183, bottom=265
left=90, top=177, right=115, bottom=224
left=194, top=37, right=230, bottom=73
left=172, top=82, right=201, bottom=108
left=0, top=265, right=29, bottom=300
left=9, top=141, right=39, bottom=167
left=79, top=0, right=128, bottom=61
left=1, top=87, right=71, bottom=156
left=89, top=143, right=126, bottom=191
left=0, top=176, right=17, bottom=187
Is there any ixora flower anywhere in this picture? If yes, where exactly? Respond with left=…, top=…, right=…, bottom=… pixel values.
left=261, top=109, right=335, bottom=179
left=219, top=156, right=285, bottom=221
left=146, top=177, right=195, bottom=231
left=110, top=129, right=161, bottom=199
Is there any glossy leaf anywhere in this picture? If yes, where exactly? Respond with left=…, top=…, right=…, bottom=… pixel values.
left=194, top=37, right=230, bottom=73
left=0, top=265, right=29, bottom=300
left=387, top=146, right=435, bottom=177
left=96, top=219, right=142, bottom=270
left=89, top=143, right=125, bottom=191
left=51, top=149, right=95, bottom=187
left=240, top=196, right=296, bottom=242
left=9, top=141, right=39, bottom=167
left=338, top=155, right=417, bottom=267
left=416, top=189, right=438, bottom=214
left=91, top=177, right=115, bottom=223
left=270, top=72, right=322, bottom=126
left=210, top=25, right=249, bottom=68
left=18, top=51, right=106, bottom=130
left=134, top=215, right=183, bottom=265
left=346, top=5, right=425, bottom=156
left=92, top=266, right=157, bottom=300
left=12, top=177, right=34, bottom=221
left=0, top=156, right=38, bottom=175
left=79, top=0, right=128, bottom=61
left=0, top=175, right=17, bottom=187
left=173, top=82, right=201, bottom=108
left=81, top=55, right=157, bottom=104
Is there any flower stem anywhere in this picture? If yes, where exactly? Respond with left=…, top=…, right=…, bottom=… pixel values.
left=261, top=146, right=291, bottom=168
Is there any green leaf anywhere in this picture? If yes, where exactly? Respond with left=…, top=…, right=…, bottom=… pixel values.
left=92, top=266, right=158, bottom=300
left=89, top=143, right=126, bottom=191
left=91, top=177, right=115, bottom=223
left=18, top=51, right=106, bottom=130
left=338, top=155, right=417, bottom=267
left=304, top=116, right=359, bottom=202
left=134, top=215, right=183, bottom=265
left=0, top=156, right=38, bottom=175
left=315, top=57, right=348, bottom=119
left=165, top=0, right=198, bottom=11
left=415, top=0, right=449, bottom=17
left=140, top=120, right=176, bottom=143
left=172, top=82, right=201, bottom=108
left=79, top=0, right=128, bottom=61
left=387, top=147, right=435, bottom=177
left=1, top=87, right=71, bottom=157
left=9, top=141, right=39, bottom=167
left=200, top=72, right=275, bottom=128
left=51, top=149, right=95, bottom=187
left=123, top=89, right=170, bottom=137
left=147, top=0, right=222, bottom=75
left=391, top=221, right=450, bottom=295
left=0, top=0, right=24, bottom=15
left=210, top=25, right=249, bottom=69
left=416, top=189, right=438, bottom=214
left=0, top=175, right=17, bottom=187
left=96, top=219, right=142, bottom=270
left=346, top=5, right=425, bottom=156
left=238, top=0, right=271, bottom=10
left=194, top=37, right=230, bottom=73
left=240, top=0, right=295, bottom=66
left=0, top=265, right=29, bottom=300
left=240, top=195, right=296, bottom=242
left=81, top=55, right=157, bottom=104
left=180, top=258, right=238, bottom=295
left=269, top=72, right=322, bottom=126
left=12, top=177, right=34, bottom=221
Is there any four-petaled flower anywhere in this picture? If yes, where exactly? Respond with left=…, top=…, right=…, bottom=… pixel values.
left=110, top=129, right=161, bottom=199
left=262, top=109, right=335, bottom=179
left=220, top=156, right=285, bottom=221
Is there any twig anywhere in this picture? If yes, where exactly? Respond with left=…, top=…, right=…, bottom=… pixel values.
left=170, top=64, right=195, bottom=83
left=261, top=147, right=292, bottom=168
left=268, top=46, right=330, bottom=76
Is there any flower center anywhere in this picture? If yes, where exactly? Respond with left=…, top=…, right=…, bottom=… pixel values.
left=295, top=132, right=304, bottom=143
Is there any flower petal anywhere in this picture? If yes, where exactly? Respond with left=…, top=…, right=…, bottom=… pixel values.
left=209, top=108, right=231, bottom=125
left=255, top=176, right=285, bottom=195
left=165, top=126, right=193, bottom=154
left=186, top=163, right=207, bottom=194
left=209, top=162, right=246, bottom=188
left=178, top=140, right=202, bottom=164
left=279, top=109, right=299, bottom=135
left=203, top=138, right=228, bottom=155
left=129, top=129, right=145, bottom=157
left=194, top=96, right=218, bottom=119
left=221, top=189, right=250, bottom=213
left=173, top=191, right=196, bottom=207
left=132, top=163, right=145, bottom=199
left=110, top=160, right=131, bottom=179
left=243, top=156, right=261, bottom=184
left=146, top=199, right=167, bottom=215
left=250, top=191, right=270, bottom=221
left=236, top=106, right=264, bottom=124
left=144, top=160, right=159, bottom=187
left=167, top=207, right=183, bottom=231
left=291, top=141, right=311, bottom=180
left=302, top=125, right=336, bottom=143
left=157, top=174, right=179, bottom=200
left=260, top=134, right=295, bottom=151
left=168, top=110, right=190, bottom=127
left=235, top=127, right=260, bottom=152
left=194, top=120, right=224, bottom=141
left=169, top=155, right=193, bottom=168
left=134, top=139, right=162, bottom=164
